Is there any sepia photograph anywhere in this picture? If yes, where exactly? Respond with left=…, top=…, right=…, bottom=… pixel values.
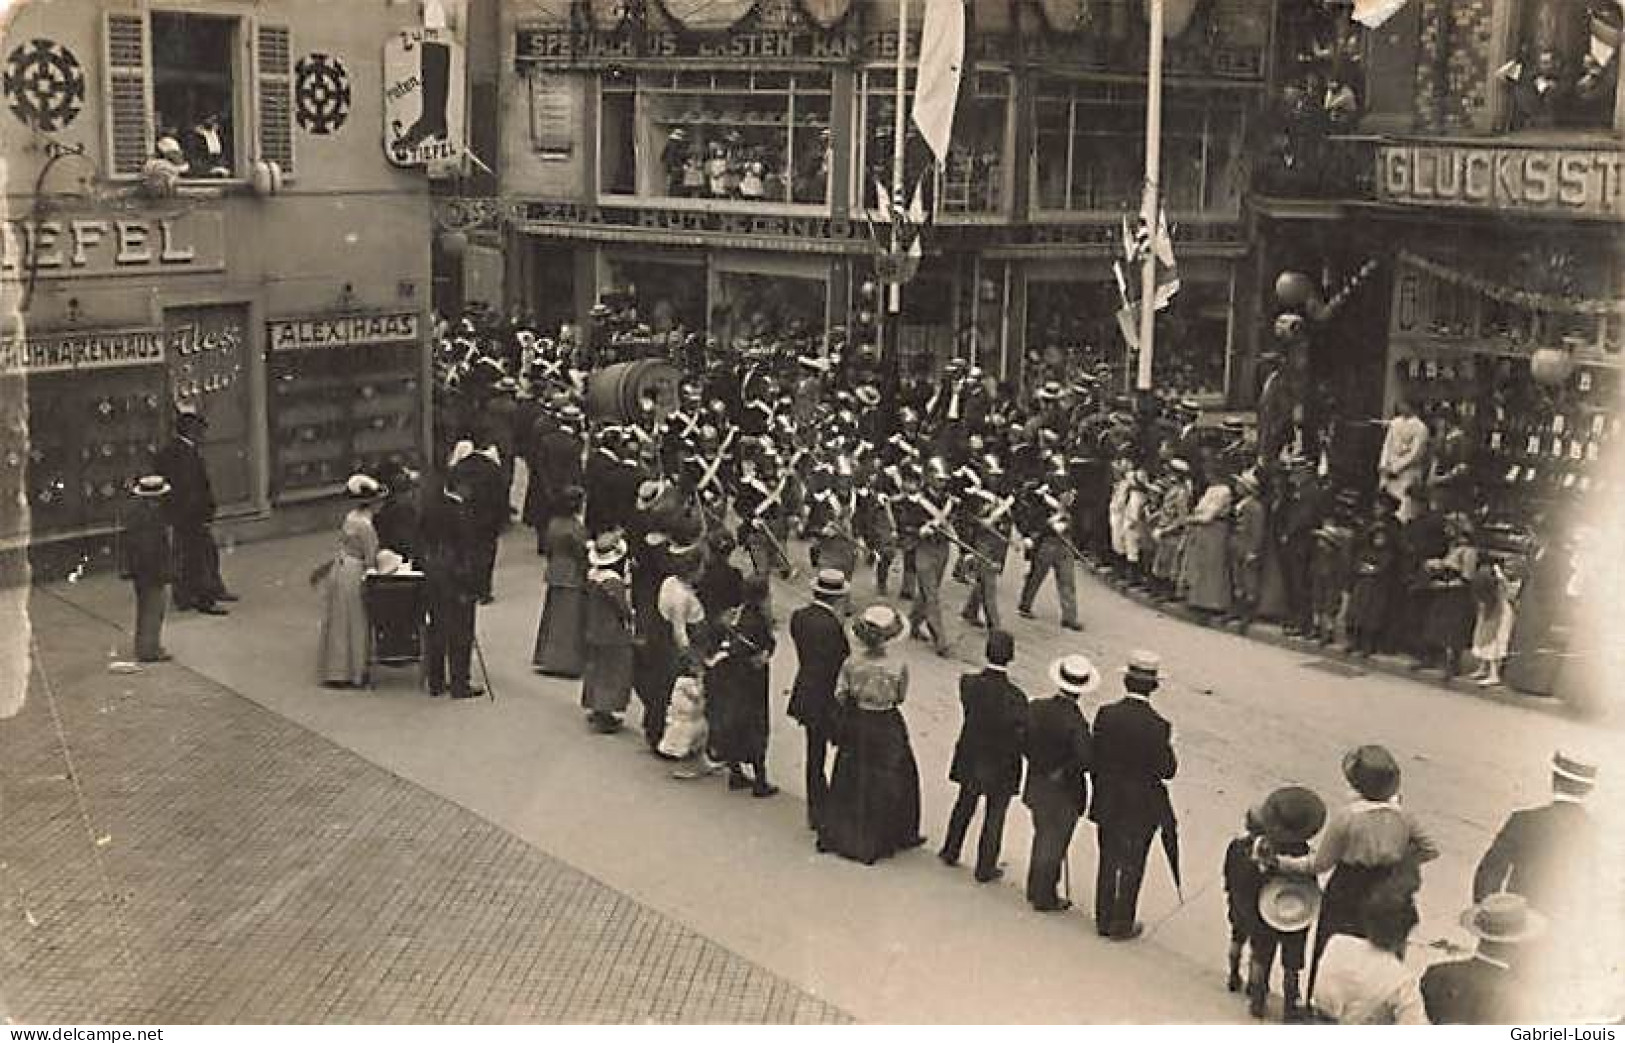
left=0, top=0, right=1621, bottom=1028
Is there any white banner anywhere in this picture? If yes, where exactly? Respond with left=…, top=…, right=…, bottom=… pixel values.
left=383, top=27, right=466, bottom=168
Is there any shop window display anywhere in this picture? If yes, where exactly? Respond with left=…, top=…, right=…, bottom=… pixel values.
left=858, top=70, right=1010, bottom=216
left=715, top=272, right=827, bottom=355
left=1025, top=278, right=1230, bottom=398
left=599, top=70, right=831, bottom=206
left=1033, top=79, right=1247, bottom=215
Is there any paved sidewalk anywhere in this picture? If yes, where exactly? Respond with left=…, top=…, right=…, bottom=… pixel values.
left=0, top=593, right=846, bottom=1024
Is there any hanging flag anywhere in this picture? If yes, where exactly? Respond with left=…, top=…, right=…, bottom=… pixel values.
left=912, top=0, right=965, bottom=166
left=1352, top=0, right=1409, bottom=29
left=1112, top=207, right=1179, bottom=315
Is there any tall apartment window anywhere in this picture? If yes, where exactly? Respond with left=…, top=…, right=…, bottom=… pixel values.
left=151, top=12, right=238, bottom=178
left=598, top=70, right=832, bottom=206
left=857, top=69, right=1010, bottom=216
left=1503, top=0, right=1620, bottom=131
left=1033, top=79, right=1247, bottom=215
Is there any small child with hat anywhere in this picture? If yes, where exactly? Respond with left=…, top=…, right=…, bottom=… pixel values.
left=1223, top=785, right=1328, bottom=1021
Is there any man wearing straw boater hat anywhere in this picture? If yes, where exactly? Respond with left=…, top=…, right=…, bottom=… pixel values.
left=1089, top=650, right=1178, bottom=940
left=1419, top=893, right=1546, bottom=1024
left=1022, top=653, right=1096, bottom=912
left=788, top=568, right=851, bottom=832
left=1470, top=749, right=1607, bottom=1020
left=1473, top=750, right=1599, bottom=917
left=120, top=475, right=175, bottom=662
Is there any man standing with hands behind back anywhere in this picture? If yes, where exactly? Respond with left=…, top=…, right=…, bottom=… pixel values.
left=788, top=569, right=851, bottom=832
left=1090, top=650, right=1177, bottom=940
left=938, top=629, right=1029, bottom=884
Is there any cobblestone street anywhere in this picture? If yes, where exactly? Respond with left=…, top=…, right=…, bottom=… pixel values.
left=0, top=593, right=846, bottom=1024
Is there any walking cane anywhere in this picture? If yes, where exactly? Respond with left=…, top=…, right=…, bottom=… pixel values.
left=472, top=629, right=496, bottom=702
left=1062, top=848, right=1072, bottom=905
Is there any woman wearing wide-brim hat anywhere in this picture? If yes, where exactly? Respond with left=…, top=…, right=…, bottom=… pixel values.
left=1272, top=744, right=1439, bottom=1004
left=815, top=604, right=925, bottom=864
left=315, top=473, right=387, bottom=688
left=580, top=531, right=635, bottom=733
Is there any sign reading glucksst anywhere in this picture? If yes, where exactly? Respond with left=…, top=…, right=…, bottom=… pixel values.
left=1378, top=143, right=1625, bottom=219
left=267, top=312, right=422, bottom=351
left=0, top=327, right=164, bottom=375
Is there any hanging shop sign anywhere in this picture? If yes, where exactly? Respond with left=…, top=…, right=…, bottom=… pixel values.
left=384, top=27, right=467, bottom=167
left=268, top=311, right=423, bottom=351
left=0, top=327, right=164, bottom=376
left=1378, top=143, right=1625, bottom=219
left=0, top=210, right=226, bottom=280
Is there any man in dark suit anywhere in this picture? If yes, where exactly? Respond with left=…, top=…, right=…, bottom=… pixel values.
left=419, top=471, right=484, bottom=700
left=1022, top=653, right=1096, bottom=912
left=119, top=475, right=174, bottom=662
left=788, top=569, right=850, bottom=832
left=525, top=404, right=585, bottom=551
left=450, top=438, right=506, bottom=604
left=1471, top=749, right=1600, bottom=1016
left=939, top=630, right=1029, bottom=883
left=1421, top=893, right=1545, bottom=1024
left=1090, top=650, right=1177, bottom=940
left=152, top=407, right=233, bottom=614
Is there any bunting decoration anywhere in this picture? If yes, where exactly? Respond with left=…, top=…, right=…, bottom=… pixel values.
left=1112, top=207, right=1178, bottom=350
left=866, top=174, right=931, bottom=283
left=1399, top=251, right=1625, bottom=318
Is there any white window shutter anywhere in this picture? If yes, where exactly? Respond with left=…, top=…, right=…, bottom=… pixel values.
left=102, top=11, right=152, bottom=177
left=255, top=22, right=294, bottom=177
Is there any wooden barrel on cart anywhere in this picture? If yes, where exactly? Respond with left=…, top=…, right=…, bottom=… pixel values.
left=585, top=359, right=682, bottom=423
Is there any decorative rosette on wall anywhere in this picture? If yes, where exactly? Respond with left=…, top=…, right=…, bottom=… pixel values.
left=655, top=0, right=760, bottom=31
left=794, top=0, right=853, bottom=29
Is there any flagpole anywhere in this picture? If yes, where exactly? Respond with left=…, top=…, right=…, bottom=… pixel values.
left=1136, top=0, right=1164, bottom=392
left=890, top=0, right=909, bottom=318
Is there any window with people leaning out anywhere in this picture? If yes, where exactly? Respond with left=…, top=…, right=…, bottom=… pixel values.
left=599, top=69, right=832, bottom=206
left=858, top=69, right=1010, bottom=216
left=150, top=11, right=238, bottom=179
left=1033, top=78, right=1246, bottom=216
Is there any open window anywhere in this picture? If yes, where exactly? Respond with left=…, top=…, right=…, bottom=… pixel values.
left=102, top=10, right=293, bottom=181
left=152, top=12, right=239, bottom=178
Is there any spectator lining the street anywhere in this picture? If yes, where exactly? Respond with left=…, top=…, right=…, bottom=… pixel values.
left=532, top=485, right=588, bottom=679
left=580, top=532, right=635, bottom=734
left=816, top=604, right=924, bottom=865
left=1310, top=886, right=1429, bottom=1024
left=313, top=474, right=385, bottom=689
left=1273, top=744, right=1437, bottom=1003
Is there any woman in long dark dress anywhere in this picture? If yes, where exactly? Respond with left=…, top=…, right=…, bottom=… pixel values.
left=533, top=486, right=588, bottom=677
left=816, top=604, right=925, bottom=865
left=708, top=576, right=778, bottom=797
left=580, top=532, right=635, bottom=733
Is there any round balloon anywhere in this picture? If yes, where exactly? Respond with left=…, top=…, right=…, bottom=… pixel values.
left=1275, top=271, right=1317, bottom=308
left=1529, top=346, right=1574, bottom=387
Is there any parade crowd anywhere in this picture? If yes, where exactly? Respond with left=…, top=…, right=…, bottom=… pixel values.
left=115, top=301, right=1613, bottom=1025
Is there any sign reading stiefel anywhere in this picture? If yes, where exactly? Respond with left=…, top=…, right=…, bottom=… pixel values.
left=383, top=27, right=466, bottom=167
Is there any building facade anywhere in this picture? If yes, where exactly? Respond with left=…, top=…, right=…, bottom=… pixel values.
left=1255, top=0, right=1623, bottom=523
left=2, top=0, right=442, bottom=573
left=488, top=0, right=1271, bottom=402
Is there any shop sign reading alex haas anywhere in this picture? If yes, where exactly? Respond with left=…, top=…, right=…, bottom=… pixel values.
left=1379, top=143, right=1625, bottom=219
left=268, top=312, right=421, bottom=352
